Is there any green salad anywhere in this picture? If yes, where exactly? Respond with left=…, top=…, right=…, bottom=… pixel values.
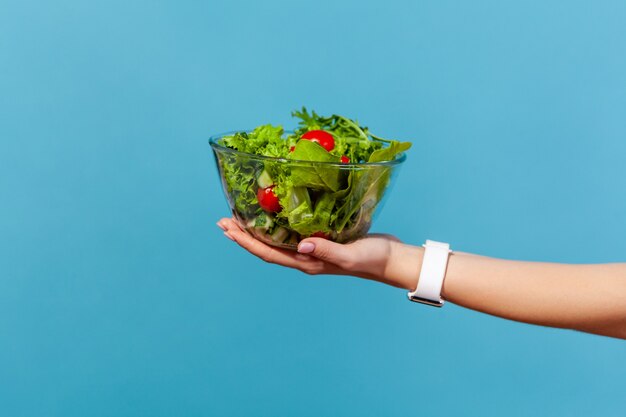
left=214, top=108, right=411, bottom=246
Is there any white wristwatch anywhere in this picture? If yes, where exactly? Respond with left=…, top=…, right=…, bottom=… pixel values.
left=407, top=240, right=452, bottom=307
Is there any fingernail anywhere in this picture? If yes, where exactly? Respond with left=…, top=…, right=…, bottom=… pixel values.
left=216, top=222, right=226, bottom=231
left=223, top=231, right=234, bottom=241
left=298, top=242, right=315, bottom=253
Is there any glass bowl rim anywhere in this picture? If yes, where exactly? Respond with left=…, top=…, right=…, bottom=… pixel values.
left=209, top=130, right=408, bottom=167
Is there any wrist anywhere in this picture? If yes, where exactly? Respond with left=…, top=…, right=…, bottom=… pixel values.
left=383, top=242, right=424, bottom=290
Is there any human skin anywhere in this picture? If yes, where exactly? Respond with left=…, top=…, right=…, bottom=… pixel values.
left=217, top=217, right=626, bottom=340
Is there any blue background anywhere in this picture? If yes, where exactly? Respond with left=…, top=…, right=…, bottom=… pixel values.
left=1, top=0, right=625, bottom=415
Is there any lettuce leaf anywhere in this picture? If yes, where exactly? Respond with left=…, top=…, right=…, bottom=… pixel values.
left=367, top=141, right=412, bottom=163
left=331, top=140, right=411, bottom=231
left=217, top=153, right=260, bottom=218
left=221, top=124, right=292, bottom=158
left=288, top=139, right=341, bottom=192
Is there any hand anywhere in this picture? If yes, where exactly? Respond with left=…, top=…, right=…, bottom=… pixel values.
left=217, top=217, right=423, bottom=290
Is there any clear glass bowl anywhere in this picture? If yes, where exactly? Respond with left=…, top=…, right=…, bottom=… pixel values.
left=210, top=132, right=407, bottom=250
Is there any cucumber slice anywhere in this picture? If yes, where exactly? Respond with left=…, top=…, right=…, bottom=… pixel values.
left=246, top=213, right=274, bottom=230
left=257, top=169, right=274, bottom=189
left=270, top=227, right=289, bottom=243
left=256, top=213, right=274, bottom=229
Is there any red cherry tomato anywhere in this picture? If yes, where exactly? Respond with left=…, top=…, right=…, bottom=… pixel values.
left=310, top=231, right=330, bottom=239
left=289, top=146, right=295, bottom=152
left=257, top=186, right=281, bottom=212
left=340, top=155, right=350, bottom=164
left=301, top=130, right=335, bottom=152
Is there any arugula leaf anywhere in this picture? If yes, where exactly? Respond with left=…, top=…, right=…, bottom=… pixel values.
left=291, top=107, right=388, bottom=163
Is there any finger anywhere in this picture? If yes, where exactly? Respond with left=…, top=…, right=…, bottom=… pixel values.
left=220, top=217, right=246, bottom=234
left=297, top=238, right=354, bottom=269
left=223, top=221, right=328, bottom=272
left=292, top=253, right=346, bottom=275
left=222, top=218, right=296, bottom=263
left=217, top=218, right=232, bottom=231
left=219, top=217, right=250, bottom=236
left=222, top=218, right=348, bottom=275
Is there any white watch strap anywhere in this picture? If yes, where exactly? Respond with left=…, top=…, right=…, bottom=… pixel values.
left=407, top=240, right=452, bottom=307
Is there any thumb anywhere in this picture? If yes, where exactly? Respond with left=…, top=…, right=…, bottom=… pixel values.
left=297, top=237, right=352, bottom=267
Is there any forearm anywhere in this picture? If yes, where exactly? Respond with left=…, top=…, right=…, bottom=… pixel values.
left=220, top=216, right=626, bottom=338
left=387, top=244, right=626, bottom=339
